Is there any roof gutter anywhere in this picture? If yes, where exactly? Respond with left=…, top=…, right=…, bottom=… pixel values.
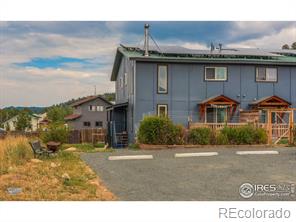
left=128, top=57, right=296, bottom=66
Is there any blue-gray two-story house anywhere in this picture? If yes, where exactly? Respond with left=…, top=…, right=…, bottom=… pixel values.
left=107, top=27, right=296, bottom=145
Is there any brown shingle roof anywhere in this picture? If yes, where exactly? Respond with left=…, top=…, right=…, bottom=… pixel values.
left=70, top=95, right=112, bottom=107
left=64, top=114, right=82, bottom=121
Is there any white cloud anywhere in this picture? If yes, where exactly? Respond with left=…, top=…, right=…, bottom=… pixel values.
left=227, top=25, right=296, bottom=48
left=0, top=28, right=119, bottom=107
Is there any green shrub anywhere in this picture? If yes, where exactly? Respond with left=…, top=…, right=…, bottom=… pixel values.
left=220, top=125, right=267, bottom=145
left=215, top=132, right=229, bottom=145
left=254, top=128, right=268, bottom=144
left=40, top=123, right=69, bottom=144
left=137, top=116, right=184, bottom=145
left=188, top=127, right=212, bottom=145
left=220, top=127, right=238, bottom=144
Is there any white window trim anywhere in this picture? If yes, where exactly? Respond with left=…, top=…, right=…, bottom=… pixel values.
left=157, top=104, right=168, bottom=117
left=205, top=67, right=227, bottom=81
left=157, top=65, right=168, bottom=94
left=256, top=67, right=278, bottom=82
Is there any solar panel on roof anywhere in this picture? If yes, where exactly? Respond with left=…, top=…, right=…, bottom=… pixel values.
left=121, top=44, right=289, bottom=58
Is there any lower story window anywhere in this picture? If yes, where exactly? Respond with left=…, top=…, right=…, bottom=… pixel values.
left=206, top=107, right=228, bottom=123
left=157, top=104, right=168, bottom=117
left=83, top=121, right=91, bottom=127
left=95, top=121, right=103, bottom=127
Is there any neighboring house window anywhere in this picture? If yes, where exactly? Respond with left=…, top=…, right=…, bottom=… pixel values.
left=83, top=121, right=91, bottom=127
left=157, top=65, right=168, bottom=93
left=206, top=107, right=228, bottom=123
left=124, top=73, right=128, bottom=86
left=95, top=121, right=103, bottom=127
left=256, top=67, right=277, bottom=82
left=96, top=106, right=104, bottom=112
left=157, top=104, right=168, bottom=117
left=89, top=105, right=96, bottom=111
left=205, top=67, right=227, bottom=81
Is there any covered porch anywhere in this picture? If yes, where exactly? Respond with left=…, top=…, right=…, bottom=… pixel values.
left=198, top=95, right=240, bottom=123
left=106, top=102, right=128, bottom=148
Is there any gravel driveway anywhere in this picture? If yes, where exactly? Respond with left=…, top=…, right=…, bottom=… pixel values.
left=81, top=147, right=296, bottom=201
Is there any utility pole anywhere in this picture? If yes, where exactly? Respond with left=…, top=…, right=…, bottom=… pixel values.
left=94, top=85, right=97, bottom=95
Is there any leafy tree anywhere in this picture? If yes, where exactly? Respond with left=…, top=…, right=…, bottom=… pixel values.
left=102, top=92, right=115, bottom=102
left=292, top=42, right=296, bottom=50
left=47, top=105, right=73, bottom=123
left=15, top=111, right=32, bottom=131
left=282, top=44, right=290, bottom=49
left=40, top=123, right=70, bottom=143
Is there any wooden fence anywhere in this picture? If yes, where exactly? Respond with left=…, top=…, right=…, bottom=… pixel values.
left=68, top=128, right=106, bottom=144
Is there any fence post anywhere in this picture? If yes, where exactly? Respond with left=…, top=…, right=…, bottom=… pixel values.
left=289, top=110, right=294, bottom=145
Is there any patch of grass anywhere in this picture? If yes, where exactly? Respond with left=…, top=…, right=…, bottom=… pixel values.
left=0, top=150, right=116, bottom=200
left=128, top=143, right=140, bottom=150
left=62, top=143, right=112, bottom=153
left=0, top=136, right=33, bottom=175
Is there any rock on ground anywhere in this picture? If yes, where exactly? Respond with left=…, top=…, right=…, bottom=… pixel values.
left=65, top=147, right=77, bottom=152
left=30, top=159, right=43, bottom=163
left=62, top=173, right=71, bottom=180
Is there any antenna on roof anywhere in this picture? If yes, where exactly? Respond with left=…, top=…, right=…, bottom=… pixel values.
left=218, top=43, right=223, bottom=52
left=144, top=24, right=150, bottom=56
left=94, top=85, right=97, bottom=95
left=210, top=42, right=215, bottom=52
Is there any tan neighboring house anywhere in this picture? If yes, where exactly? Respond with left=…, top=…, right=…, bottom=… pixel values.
left=2, top=113, right=47, bottom=132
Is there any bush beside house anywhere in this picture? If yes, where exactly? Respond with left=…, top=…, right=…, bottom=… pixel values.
left=137, top=116, right=184, bottom=145
left=137, top=116, right=268, bottom=146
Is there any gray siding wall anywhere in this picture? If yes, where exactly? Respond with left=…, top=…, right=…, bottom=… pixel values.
left=68, top=98, right=109, bottom=130
left=134, top=62, right=296, bottom=135
left=114, top=56, right=135, bottom=141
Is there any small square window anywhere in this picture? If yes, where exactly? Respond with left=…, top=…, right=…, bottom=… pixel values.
left=157, top=104, right=168, bottom=117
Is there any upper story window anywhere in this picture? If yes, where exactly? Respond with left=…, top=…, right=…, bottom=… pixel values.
left=124, top=73, right=128, bottom=86
left=88, top=105, right=96, bottom=111
left=205, top=67, right=227, bottom=81
left=157, top=65, right=168, bottom=94
left=89, top=105, right=103, bottom=112
left=256, top=67, right=277, bottom=82
left=96, top=106, right=104, bottom=112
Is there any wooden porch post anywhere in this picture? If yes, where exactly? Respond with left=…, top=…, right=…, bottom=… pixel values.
left=267, top=109, right=272, bottom=145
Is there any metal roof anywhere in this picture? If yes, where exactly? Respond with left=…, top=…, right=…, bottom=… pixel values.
left=110, top=45, right=296, bottom=81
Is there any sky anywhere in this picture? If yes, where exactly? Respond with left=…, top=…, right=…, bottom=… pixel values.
left=0, top=21, right=296, bottom=108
